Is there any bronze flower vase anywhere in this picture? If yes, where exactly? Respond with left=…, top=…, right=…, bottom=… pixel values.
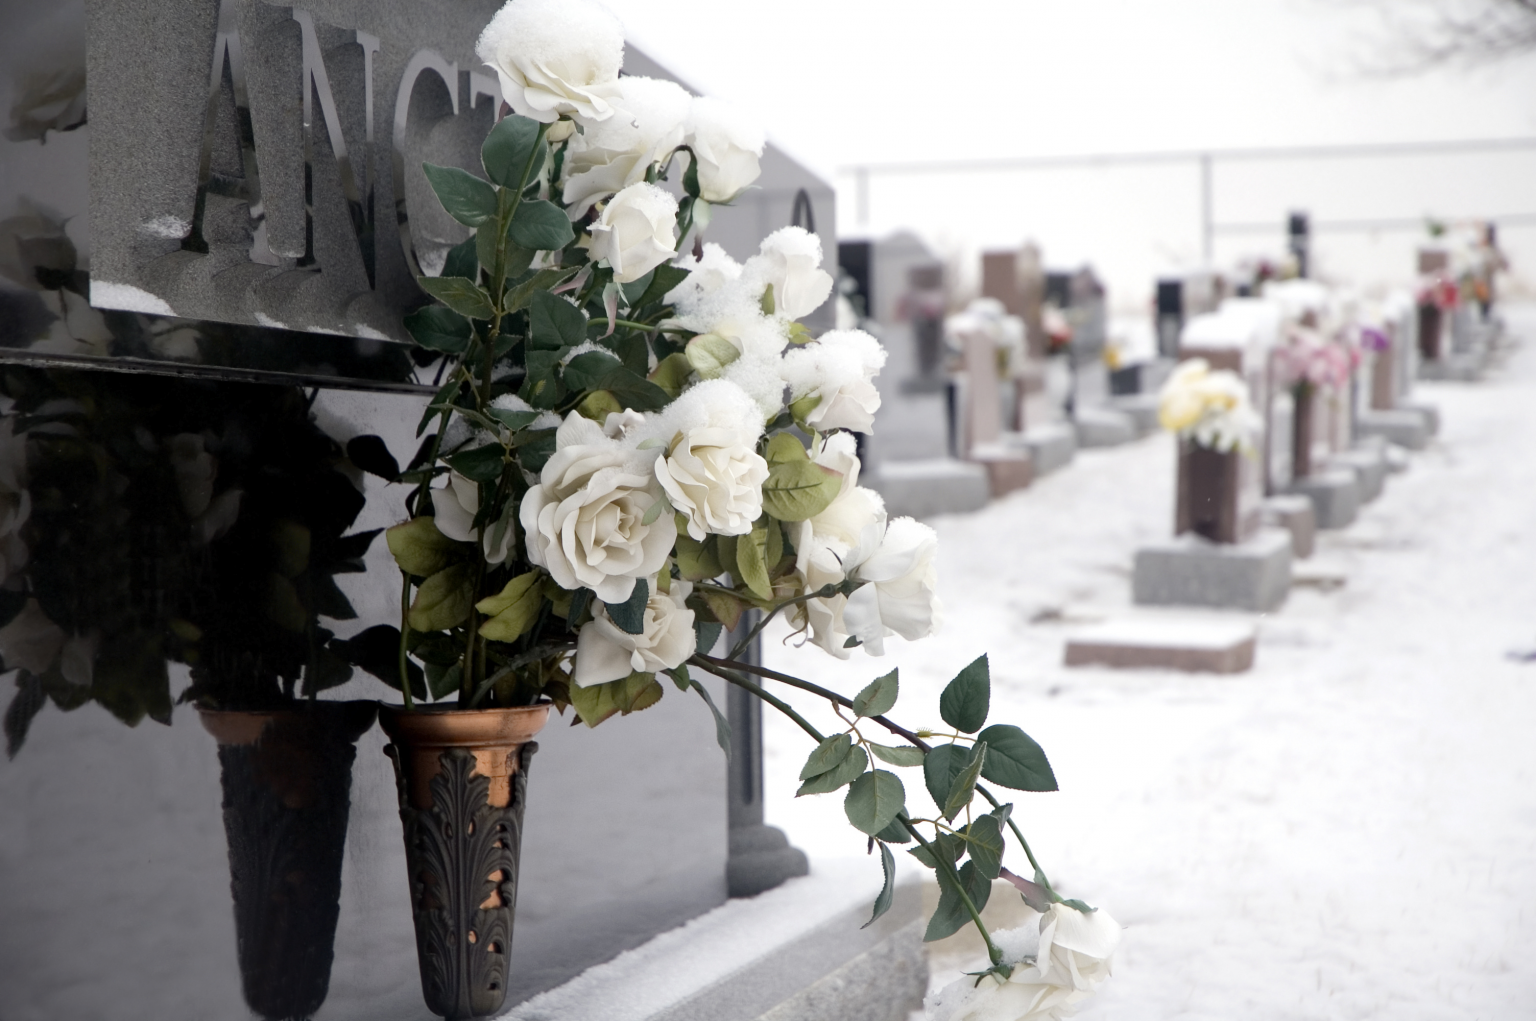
left=1175, top=440, right=1240, bottom=543
left=379, top=704, right=550, bottom=1020
left=198, top=700, right=378, bottom=1021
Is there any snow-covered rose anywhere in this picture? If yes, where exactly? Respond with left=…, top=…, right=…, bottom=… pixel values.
left=432, top=469, right=516, bottom=564
left=519, top=413, right=675, bottom=603
left=562, top=76, right=691, bottom=217
left=652, top=380, right=768, bottom=540
left=745, top=227, right=833, bottom=321
left=925, top=904, right=1121, bottom=1021
left=583, top=182, right=678, bottom=284
left=574, top=579, right=695, bottom=685
left=842, top=516, right=942, bottom=655
left=684, top=96, right=764, bottom=203
left=780, top=329, right=887, bottom=433
left=475, top=0, right=624, bottom=125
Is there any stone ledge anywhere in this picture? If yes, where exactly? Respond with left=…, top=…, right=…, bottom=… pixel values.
left=1065, top=616, right=1258, bottom=673
left=1356, top=410, right=1428, bottom=452
left=968, top=443, right=1033, bottom=497
left=1074, top=406, right=1137, bottom=448
left=1329, top=449, right=1387, bottom=503
left=1009, top=424, right=1076, bottom=476
left=867, top=460, right=991, bottom=518
left=1289, top=470, right=1360, bottom=530
left=1263, top=495, right=1316, bottom=559
left=1132, top=529, right=1292, bottom=613
left=503, top=862, right=925, bottom=1021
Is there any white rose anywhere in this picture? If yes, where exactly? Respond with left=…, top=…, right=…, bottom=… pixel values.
left=519, top=413, right=675, bottom=603
left=652, top=380, right=768, bottom=540
left=925, top=904, right=1121, bottom=1021
left=780, top=329, right=887, bottom=433
left=664, top=242, right=743, bottom=306
left=684, top=96, right=764, bottom=203
left=583, top=182, right=679, bottom=284
left=475, top=0, right=625, bottom=125
left=574, top=579, right=696, bottom=685
left=562, top=76, right=692, bottom=217
left=431, top=469, right=515, bottom=565
left=842, top=516, right=942, bottom=655
left=745, top=226, right=833, bottom=321
left=792, top=434, right=886, bottom=658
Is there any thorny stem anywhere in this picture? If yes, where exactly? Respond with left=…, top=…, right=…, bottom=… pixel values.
left=900, top=813, right=1001, bottom=965
left=586, top=317, right=690, bottom=333
left=689, top=655, right=824, bottom=743
left=398, top=574, right=415, bottom=710
left=725, top=584, right=839, bottom=660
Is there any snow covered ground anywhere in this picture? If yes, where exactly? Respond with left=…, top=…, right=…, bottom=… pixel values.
left=758, top=304, right=1536, bottom=1019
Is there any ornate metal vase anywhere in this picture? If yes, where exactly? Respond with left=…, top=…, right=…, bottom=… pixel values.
left=379, top=704, right=550, bottom=1020
left=198, top=700, right=378, bottom=1021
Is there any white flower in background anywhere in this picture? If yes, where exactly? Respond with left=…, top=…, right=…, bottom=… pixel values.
left=792, top=434, right=886, bottom=658
left=651, top=380, right=768, bottom=540
left=574, top=578, right=695, bottom=685
left=432, top=469, right=516, bottom=565
left=582, top=182, right=678, bottom=284
left=561, top=76, right=692, bottom=217
left=684, top=96, right=764, bottom=203
left=842, top=516, right=942, bottom=655
left=780, top=329, right=887, bottom=433
left=925, top=904, right=1121, bottom=1021
left=475, top=0, right=625, bottom=125
left=1156, top=359, right=1261, bottom=454
left=744, top=226, right=833, bottom=321
left=0, top=415, right=31, bottom=583
left=519, top=413, right=675, bottom=603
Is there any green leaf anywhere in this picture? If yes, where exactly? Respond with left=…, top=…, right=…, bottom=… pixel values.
left=943, top=742, right=988, bottom=822
left=443, top=235, right=479, bottom=281
left=907, top=831, right=964, bottom=869
left=694, top=621, right=722, bottom=655
left=940, top=654, right=991, bottom=734
left=571, top=670, right=663, bottom=727
left=510, top=199, right=575, bottom=252
left=633, top=263, right=690, bottom=310
left=404, top=305, right=471, bottom=354
left=606, top=577, right=649, bottom=635
left=875, top=816, right=913, bottom=843
left=516, top=427, right=559, bottom=472
left=596, top=364, right=670, bottom=412
left=520, top=350, right=566, bottom=408
left=688, top=676, right=731, bottom=758
left=853, top=668, right=899, bottom=717
left=869, top=743, right=926, bottom=768
left=764, top=433, right=808, bottom=463
left=386, top=516, right=465, bottom=577
left=426, top=660, right=462, bottom=701
left=844, top=769, right=905, bottom=836
left=487, top=407, right=541, bottom=432
left=529, top=289, right=588, bottom=350
left=924, top=860, right=992, bottom=942
left=797, top=745, right=868, bottom=796
left=675, top=531, right=722, bottom=582
left=864, top=841, right=897, bottom=929
left=407, top=563, right=475, bottom=632
left=649, top=352, right=693, bottom=400
left=421, top=162, right=497, bottom=226
left=476, top=572, right=543, bottom=643
left=734, top=518, right=773, bottom=600
left=417, top=275, right=495, bottom=320
left=482, top=113, right=546, bottom=187
left=977, top=724, right=1058, bottom=792
left=924, top=742, right=971, bottom=813
left=963, top=814, right=1005, bottom=880
left=446, top=443, right=504, bottom=483
left=799, top=733, right=852, bottom=780
left=563, top=349, right=624, bottom=391
left=761, top=459, right=842, bottom=522
left=506, top=266, right=581, bottom=315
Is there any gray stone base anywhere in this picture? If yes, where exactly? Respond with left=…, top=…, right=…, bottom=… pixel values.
left=1289, top=470, right=1360, bottom=530
left=1263, top=494, right=1316, bottom=559
left=756, top=918, right=926, bottom=1021
left=1329, top=448, right=1387, bottom=503
left=728, top=826, right=810, bottom=899
left=1010, top=424, right=1076, bottom=476
left=1356, top=409, right=1429, bottom=451
left=968, top=444, right=1033, bottom=497
left=1418, top=353, right=1483, bottom=382
left=1132, top=528, right=1292, bottom=612
left=1110, top=393, right=1162, bottom=436
left=1074, top=406, right=1137, bottom=448
left=1065, top=617, right=1257, bottom=673
left=1408, top=402, right=1441, bottom=437
left=868, top=460, right=990, bottom=518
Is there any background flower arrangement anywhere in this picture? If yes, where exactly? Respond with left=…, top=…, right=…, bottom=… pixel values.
left=373, top=0, right=1116, bottom=1013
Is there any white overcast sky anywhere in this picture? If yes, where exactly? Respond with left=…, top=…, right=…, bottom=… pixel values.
left=605, top=0, right=1536, bottom=305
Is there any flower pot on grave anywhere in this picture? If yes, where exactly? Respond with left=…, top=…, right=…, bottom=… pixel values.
left=1291, top=383, right=1315, bottom=480
left=1418, top=304, right=1443, bottom=361
left=379, top=703, right=550, bottom=1020
left=1175, top=441, right=1241, bottom=543
left=198, top=700, right=378, bottom=1021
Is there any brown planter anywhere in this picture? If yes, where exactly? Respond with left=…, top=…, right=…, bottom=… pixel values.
left=1418, top=304, right=1443, bottom=361
left=1291, top=383, right=1315, bottom=480
left=1176, top=442, right=1241, bottom=544
left=198, top=701, right=378, bottom=1021
left=379, top=703, right=550, bottom=1020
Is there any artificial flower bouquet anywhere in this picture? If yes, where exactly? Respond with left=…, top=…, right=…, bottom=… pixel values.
left=1157, top=358, right=1261, bottom=454
left=367, top=0, right=1116, bottom=1012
